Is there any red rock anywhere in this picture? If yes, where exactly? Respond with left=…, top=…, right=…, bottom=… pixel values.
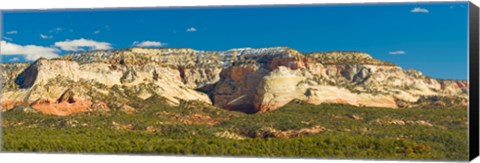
left=31, top=98, right=93, bottom=116
left=229, top=64, right=258, bottom=81
left=1, top=99, right=29, bottom=111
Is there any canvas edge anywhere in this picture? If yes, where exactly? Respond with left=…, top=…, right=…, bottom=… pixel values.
left=0, top=1, right=475, bottom=161
left=469, top=1, right=480, bottom=161
left=0, top=1, right=470, bottom=12
left=0, top=10, right=4, bottom=153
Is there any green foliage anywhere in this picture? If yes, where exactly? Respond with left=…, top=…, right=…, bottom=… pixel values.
left=2, top=102, right=468, bottom=160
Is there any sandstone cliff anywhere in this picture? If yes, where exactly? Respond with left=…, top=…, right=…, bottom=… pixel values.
left=1, top=47, right=468, bottom=115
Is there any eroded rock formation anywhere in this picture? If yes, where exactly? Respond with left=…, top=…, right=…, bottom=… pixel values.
left=0, top=47, right=468, bottom=115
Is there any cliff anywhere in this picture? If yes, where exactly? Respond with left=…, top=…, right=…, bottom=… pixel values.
left=0, top=47, right=468, bottom=115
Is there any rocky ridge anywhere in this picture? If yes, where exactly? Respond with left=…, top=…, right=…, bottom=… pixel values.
left=1, top=47, right=468, bottom=115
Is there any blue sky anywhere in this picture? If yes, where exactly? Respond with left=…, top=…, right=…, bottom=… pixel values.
left=1, top=2, right=469, bottom=80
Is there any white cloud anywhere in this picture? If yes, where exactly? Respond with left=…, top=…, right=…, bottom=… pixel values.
left=40, top=34, right=53, bottom=39
left=411, top=7, right=429, bottom=13
left=450, top=5, right=465, bottom=9
left=132, top=41, right=167, bottom=47
left=49, top=27, right=63, bottom=33
left=6, top=30, right=18, bottom=34
left=0, top=41, right=60, bottom=61
left=389, top=50, right=406, bottom=55
left=2, top=36, right=13, bottom=41
left=54, top=38, right=112, bottom=51
left=93, top=30, right=101, bottom=34
left=9, top=57, right=20, bottom=62
left=186, top=27, right=197, bottom=32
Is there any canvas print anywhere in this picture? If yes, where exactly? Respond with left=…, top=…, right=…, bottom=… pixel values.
left=0, top=1, right=475, bottom=161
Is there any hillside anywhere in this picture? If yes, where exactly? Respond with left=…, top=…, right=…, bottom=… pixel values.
left=2, top=101, right=468, bottom=160
left=1, top=47, right=468, bottom=115
left=1, top=47, right=469, bottom=160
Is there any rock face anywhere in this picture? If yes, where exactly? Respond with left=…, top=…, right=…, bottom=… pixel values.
left=211, top=48, right=467, bottom=113
left=0, top=47, right=468, bottom=115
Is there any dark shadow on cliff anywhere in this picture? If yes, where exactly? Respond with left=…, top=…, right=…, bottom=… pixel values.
left=14, top=58, right=42, bottom=89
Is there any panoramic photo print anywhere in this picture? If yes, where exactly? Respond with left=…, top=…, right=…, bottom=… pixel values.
left=0, top=1, right=471, bottom=161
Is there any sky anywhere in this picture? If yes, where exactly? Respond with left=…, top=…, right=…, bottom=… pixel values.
left=0, top=2, right=469, bottom=80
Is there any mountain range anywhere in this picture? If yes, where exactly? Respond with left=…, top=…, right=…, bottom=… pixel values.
left=0, top=47, right=468, bottom=116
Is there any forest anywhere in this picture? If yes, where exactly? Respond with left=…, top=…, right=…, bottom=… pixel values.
left=1, top=101, right=469, bottom=160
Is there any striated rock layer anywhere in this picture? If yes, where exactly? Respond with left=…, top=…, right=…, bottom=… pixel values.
left=1, top=47, right=468, bottom=115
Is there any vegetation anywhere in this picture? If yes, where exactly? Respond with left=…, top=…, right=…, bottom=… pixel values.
left=2, top=101, right=468, bottom=160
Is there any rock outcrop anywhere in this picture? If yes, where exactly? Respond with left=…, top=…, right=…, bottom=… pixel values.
left=211, top=48, right=467, bottom=113
left=0, top=47, right=468, bottom=115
